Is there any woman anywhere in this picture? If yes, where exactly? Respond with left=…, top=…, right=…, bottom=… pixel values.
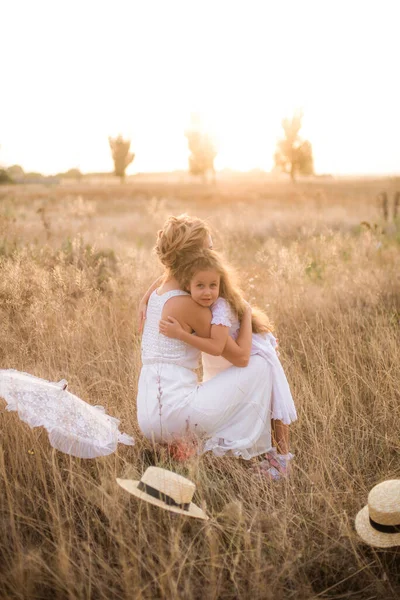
left=137, top=214, right=273, bottom=459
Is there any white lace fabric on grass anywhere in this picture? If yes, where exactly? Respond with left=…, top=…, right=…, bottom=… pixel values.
left=0, top=369, right=134, bottom=458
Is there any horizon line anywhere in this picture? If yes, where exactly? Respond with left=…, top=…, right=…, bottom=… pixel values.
left=3, top=166, right=400, bottom=180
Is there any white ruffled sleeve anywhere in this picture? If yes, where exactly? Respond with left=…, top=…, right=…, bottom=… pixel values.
left=211, top=298, right=233, bottom=327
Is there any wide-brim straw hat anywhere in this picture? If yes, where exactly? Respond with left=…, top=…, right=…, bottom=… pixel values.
left=355, top=479, right=400, bottom=548
left=116, top=466, right=208, bottom=520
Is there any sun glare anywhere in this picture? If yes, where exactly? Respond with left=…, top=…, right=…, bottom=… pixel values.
left=0, top=1, right=399, bottom=176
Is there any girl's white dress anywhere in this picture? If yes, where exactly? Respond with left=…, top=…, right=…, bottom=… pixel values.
left=137, top=289, right=273, bottom=459
left=0, top=369, right=134, bottom=458
left=202, top=298, right=297, bottom=425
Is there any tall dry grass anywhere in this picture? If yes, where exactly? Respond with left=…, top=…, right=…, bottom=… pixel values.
left=0, top=180, right=399, bottom=599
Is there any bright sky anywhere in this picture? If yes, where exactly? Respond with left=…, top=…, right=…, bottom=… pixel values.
left=1, top=0, right=399, bottom=176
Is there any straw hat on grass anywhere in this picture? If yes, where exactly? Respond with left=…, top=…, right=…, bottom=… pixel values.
left=355, top=479, right=400, bottom=548
left=117, top=466, right=208, bottom=520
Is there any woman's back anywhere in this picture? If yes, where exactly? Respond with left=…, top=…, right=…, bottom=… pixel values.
left=141, top=290, right=200, bottom=369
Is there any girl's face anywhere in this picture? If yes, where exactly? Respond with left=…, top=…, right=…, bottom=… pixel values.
left=189, top=269, right=220, bottom=307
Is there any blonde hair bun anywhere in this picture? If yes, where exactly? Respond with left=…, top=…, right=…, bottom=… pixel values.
left=155, top=214, right=211, bottom=273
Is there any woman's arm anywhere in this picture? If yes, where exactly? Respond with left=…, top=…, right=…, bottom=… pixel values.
left=137, top=276, right=163, bottom=332
left=159, top=318, right=229, bottom=356
left=221, top=305, right=252, bottom=367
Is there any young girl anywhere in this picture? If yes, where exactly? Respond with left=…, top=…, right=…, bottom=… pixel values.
left=159, top=249, right=297, bottom=480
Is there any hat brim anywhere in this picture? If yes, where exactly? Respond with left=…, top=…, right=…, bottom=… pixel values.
left=116, top=478, right=209, bottom=520
left=355, top=505, right=400, bottom=548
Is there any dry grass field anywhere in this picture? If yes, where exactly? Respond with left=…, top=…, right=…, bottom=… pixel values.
left=0, top=178, right=399, bottom=599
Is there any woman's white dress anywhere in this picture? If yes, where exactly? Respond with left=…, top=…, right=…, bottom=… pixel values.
left=137, top=289, right=273, bottom=459
left=202, top=298, right=297, bottom=425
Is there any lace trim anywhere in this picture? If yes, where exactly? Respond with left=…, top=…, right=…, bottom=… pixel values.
left=271, top=407, right=298, bottom=425
left=211, top=317, right=231, bottom=327
left=202, top=437, right=274, bottom=460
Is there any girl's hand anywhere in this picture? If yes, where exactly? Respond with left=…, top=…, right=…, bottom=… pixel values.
left=159, top=316, right=184, bottom=340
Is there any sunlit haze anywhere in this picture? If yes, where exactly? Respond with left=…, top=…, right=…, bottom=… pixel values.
left=1, top=0, right=399, bottom=176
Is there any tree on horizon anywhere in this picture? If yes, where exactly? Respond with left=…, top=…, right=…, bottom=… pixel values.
left=0, top=169, right=12, bottom=184
left=274, top=111, right=314, bottom=182
left=109, top=135, right=135, bottom=182
left=57, top=168, right=82, bottom=180
left=7, top=165, right=25, bottom=180
left=185, top=114, right=217, bottom=182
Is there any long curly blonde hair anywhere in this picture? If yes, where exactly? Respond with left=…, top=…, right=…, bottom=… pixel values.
left=154, top=214, right=211, bottom=275
left=175, top=249, right=273, bottom=334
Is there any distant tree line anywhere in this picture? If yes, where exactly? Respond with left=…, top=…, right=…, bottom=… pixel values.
left=0, top=165, right=83, bottom=184
left=108, top=111, right=314, bottom=183
left=1, top=111, right=315, bottom=185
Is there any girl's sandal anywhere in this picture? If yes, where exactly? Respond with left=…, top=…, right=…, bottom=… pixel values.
left=249, top=459, right=281, bottom=480
left=259, top=450, right=294, bottom=479
left=257, top=461, right=282, bottom=480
